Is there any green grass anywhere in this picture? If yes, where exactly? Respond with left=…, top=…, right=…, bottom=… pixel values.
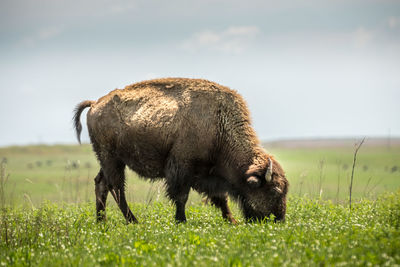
left=267, top=145, right=400, bottom=201
left=1, top=193, right=399, bottom=266
left=1, top=142, right=399, bottom=266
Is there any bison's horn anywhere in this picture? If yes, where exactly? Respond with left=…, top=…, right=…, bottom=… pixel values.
left=265, top=157, right=273, bottom=182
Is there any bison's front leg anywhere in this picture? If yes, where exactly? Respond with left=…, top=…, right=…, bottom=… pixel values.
left=174, top=190, right=190, bottom=223
left=210, top=194, right=237, bottom=224
left=165, top=158, right=191, bottom=223
left=166, top=183, right=190, bottom=223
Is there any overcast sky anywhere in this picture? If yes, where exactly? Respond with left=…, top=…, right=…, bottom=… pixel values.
left=0, top=0, right=399, bottom=146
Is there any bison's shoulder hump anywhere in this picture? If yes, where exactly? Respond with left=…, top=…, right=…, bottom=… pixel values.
left=122, top=77, right=238, bottom=95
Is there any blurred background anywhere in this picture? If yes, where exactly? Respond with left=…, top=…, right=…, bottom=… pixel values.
left=1, top=0, right=399, bottom=145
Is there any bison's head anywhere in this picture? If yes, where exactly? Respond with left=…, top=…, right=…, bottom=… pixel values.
left=240, top=157, right=288, bottom=222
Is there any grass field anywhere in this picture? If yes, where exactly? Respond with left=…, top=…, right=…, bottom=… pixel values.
left=1, top=139, right=400, bottom=266
left=1, top=140, right=399, bottom=206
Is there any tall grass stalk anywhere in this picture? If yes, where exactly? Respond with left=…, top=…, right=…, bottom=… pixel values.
left=349, top=137, right=365, bottom=211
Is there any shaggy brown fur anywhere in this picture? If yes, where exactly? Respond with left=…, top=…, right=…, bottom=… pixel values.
left=73, top=78, right=288, bottom=223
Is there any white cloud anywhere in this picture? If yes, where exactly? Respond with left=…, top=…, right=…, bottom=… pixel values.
left=181, top=26, right=260, bottom=54
left=388, top=16, right=400, bottom=29
left=353, top=27, right=374, bottom=48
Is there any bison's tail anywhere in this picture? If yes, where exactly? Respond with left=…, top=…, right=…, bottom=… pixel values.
left=73, top=100, right=94, bottom=144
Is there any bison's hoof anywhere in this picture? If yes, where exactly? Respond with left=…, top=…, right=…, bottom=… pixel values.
left=229, top=218, right=238, bottom=225
left=175, top=218, right=187, bottom=224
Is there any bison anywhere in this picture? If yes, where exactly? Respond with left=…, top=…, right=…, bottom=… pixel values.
left=73, top=78, right=288, bottom=223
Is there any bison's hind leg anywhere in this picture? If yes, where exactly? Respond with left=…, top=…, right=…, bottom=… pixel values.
left=100, top=158, right=138, bottom=224
left=95, top=169, right=108, bottom=222
left=209, top=194, right=237, bottom=224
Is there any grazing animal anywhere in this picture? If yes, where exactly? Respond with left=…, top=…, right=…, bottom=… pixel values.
left=73, top=78, right=288, bottom=223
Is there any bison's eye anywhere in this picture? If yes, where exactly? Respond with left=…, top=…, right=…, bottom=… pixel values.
left=246, top=176, right=261, bottom=188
